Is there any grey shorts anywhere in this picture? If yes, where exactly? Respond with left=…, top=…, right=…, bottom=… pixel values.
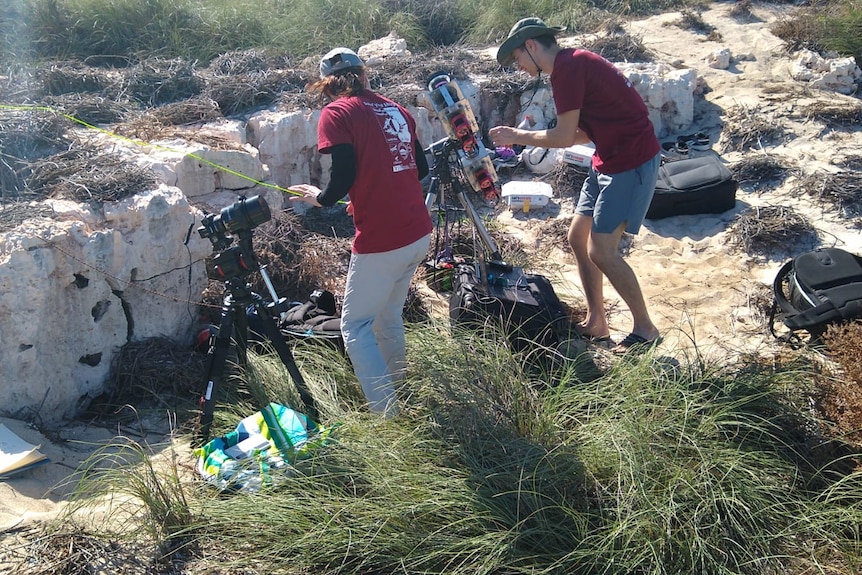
left=575, top=152, right=661, bottom=234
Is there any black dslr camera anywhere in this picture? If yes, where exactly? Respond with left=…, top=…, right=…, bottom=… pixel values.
left=198, top=195, right=271, bottom=281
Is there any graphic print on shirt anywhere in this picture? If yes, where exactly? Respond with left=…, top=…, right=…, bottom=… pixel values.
left=367, top=100, right=416, bottom=173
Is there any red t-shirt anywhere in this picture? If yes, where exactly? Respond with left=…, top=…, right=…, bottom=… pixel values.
left=317, top=92, right=432, bottom=254
left=551, top=48, right=660, bottom=174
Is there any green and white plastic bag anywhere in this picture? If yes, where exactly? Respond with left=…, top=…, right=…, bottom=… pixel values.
left=194, top=402, right=331, bottom=492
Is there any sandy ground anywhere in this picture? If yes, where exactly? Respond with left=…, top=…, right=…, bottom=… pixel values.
left=3, top=1, right=862, bottom=564
left=496, top=2, right=862, bottom=362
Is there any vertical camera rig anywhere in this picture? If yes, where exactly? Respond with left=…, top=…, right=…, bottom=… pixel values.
left=426, top=72, right=500, bottom=204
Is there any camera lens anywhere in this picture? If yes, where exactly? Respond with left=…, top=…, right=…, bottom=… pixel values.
left=219, top=195, right=271, bottom=233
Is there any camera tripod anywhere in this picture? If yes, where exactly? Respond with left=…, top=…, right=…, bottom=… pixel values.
left=195, top=239, right=318, bottom=446
left=424, top=136, right=512, bottom=275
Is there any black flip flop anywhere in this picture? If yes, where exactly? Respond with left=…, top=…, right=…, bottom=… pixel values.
left=611, top=333, right=662, bottom=355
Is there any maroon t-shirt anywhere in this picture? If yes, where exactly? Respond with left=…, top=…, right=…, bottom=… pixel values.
left=317, top=92, right=432, bottom=254
left=551, top=48, right=660, bottom=174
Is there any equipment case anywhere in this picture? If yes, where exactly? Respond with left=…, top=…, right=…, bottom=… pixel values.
left=449, top=261, right=569, bottom=352
left=646, top=155, right=737, bottom=220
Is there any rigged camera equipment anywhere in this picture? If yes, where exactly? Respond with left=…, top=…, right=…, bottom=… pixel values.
left=422, top=77, right=571, bottom=364
left=195, top=195, right=318, bottom=445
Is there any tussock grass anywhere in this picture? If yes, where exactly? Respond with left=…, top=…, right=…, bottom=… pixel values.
left=58, top=323, right=862, bottom=574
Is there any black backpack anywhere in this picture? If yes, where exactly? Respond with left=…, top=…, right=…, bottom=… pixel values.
left=770, top=247, right=862, bottom=339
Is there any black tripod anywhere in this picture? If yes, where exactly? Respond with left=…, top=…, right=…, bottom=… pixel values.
left=194, top=230, right=318, bottom=446
left=424, top=137, right=512, bottom=274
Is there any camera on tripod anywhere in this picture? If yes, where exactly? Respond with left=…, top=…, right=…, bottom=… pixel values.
left=193, top=194, right=319, bottom=444
left=198, top=195, right=271, bottom=281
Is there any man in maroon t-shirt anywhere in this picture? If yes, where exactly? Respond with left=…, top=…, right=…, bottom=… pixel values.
left=291, top=47, right=432, bottom=415
left=490, top=17, right=662, bottom=354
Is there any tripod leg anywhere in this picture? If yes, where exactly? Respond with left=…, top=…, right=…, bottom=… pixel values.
left=195, top=300, right=236, bottom=445
left=253, top=299, right=319, bottom=422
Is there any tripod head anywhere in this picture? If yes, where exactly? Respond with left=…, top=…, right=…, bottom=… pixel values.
left=198, top=195, right=271, bottom=282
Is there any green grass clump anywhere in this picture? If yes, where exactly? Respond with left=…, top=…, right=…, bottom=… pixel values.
left=62, top=322, right=862, bottom=574
left=3, top=0, right=697, bottom=68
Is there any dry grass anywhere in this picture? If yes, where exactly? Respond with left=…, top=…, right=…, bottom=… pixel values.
left=726, top=205, right=819, bottom=257
left=821, top=321, right=862, bottom=446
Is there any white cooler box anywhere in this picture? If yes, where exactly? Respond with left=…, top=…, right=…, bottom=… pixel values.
left=562, top=143, right=595, bottom=168
left=501, top=181, right=553, bottom=210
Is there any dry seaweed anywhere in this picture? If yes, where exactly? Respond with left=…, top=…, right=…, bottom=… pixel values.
left=36, top=62, right=115, bottom=96
left=123, top=57, right=203, bottom=106
left=4, top=525, right=154, bottom=575
left=43, top=93, right=133, bottom=125
left=0, top=202, right=55, bottom=233
left=799, top=99, right=862, bottom=127
left=207, top=49, right=271, bottom=76
left=790, top=170, right=862, bottom=218
left=727, top=204, right=819, bottom=256
left=26, top=145, right=156, bottom=203
left=205, top=69, right=308, bottom=116
left=95, top=336, right=207, bottom=418
left=0, top=109, right=73, bottom=159
left=582, top=31, right=654, bottom=63
left=1, top=109, right=76, bottom=200
left=839, top=155, right=862, bottom=172
left=730, top=154, right=797, bottom=192
left=721, top=105, right=786, bottom=152
left=549, top=162, right=589, bottom=199
left=150, top=96, right=222, bottom=125
left=534, top=217, right=572, bottom=257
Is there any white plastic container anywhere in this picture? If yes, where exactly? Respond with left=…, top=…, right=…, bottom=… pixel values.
left=562, top=143, right=596, bottom=168
left=501, top=181, right=553, bottom=210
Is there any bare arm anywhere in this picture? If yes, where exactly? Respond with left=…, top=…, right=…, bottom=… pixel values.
left=489, top=109, right=590, bottom=148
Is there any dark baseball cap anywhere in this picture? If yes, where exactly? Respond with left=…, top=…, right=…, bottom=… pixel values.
left=319, top=47, right=364, bottom=78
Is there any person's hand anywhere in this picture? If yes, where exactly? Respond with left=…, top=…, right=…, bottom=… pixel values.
left=489, top=125, right=520, bottom=147
left=288, top=184, right=323, bottom=207
left=345, top=201, right=354, bottom=216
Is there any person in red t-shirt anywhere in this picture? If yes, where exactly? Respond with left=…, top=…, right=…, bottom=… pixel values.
left=290, top=47, right=433, bottom=415
left=490, top=17, right=662, bottom=354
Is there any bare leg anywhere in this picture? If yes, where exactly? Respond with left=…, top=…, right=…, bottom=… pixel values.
left=588, top=221, right=659, bottom=342
left=568, top=214, right=609, bottom=339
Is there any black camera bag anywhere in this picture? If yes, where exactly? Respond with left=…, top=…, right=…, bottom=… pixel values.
left=646, top=155, right=737, bottom=220
left=449, top=262, right=569, bottom=352
left=770, top=247, right=862, bottom=338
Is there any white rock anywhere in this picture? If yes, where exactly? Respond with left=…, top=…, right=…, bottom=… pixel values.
left=358, top=32, right=412, bottom=66
left=791, top=49, right=861, bottom=94
left=0, top=186, right=211, bottom=420
left=706, top=48, right=732, bottom=70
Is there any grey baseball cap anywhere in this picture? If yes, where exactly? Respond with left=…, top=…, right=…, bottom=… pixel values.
left=319, top=47, right=364, bottom=78
left=496, top=17, right=566, bottom=67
